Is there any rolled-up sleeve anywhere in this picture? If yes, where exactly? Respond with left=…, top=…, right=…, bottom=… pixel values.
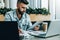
left=27, top=15, right=33, bottom=30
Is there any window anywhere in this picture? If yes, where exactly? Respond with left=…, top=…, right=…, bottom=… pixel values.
left=28, top=0, right=41, bottom=9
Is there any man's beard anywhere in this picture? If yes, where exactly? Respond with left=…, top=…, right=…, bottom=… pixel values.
left=17, top=9, right=24, bottom=15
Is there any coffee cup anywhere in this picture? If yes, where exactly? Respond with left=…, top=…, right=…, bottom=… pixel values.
left=42, top=22, right=48, bottom=32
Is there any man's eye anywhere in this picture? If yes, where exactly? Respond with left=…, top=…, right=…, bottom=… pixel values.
left=22, top=7, right=26, bottom=9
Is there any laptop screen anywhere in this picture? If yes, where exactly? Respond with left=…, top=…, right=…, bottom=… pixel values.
left=0, top=21, right=19, bottom=40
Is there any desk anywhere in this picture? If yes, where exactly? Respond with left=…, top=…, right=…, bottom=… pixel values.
left=22, top=35, right=60, bottom=40
left=19, top=30, right=60, bottom=40
left=19, top=31, right=46, bottom=40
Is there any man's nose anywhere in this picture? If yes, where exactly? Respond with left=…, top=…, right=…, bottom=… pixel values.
left=23, top=10, right=26, bottom=12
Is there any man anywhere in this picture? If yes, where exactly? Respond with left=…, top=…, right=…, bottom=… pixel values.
left=5, top=0, right=40, bottom=33
left=5, top=0, right=32, bottom=33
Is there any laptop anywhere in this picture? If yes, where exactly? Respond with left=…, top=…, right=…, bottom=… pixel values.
left=29, top=20, right=60, bottom=38
left=0, top=21, right=19, bottom=40
left=44, top=20, right=60, bottom=38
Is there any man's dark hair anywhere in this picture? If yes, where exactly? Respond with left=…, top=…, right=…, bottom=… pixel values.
left=17, top=0, right=29, bottom=5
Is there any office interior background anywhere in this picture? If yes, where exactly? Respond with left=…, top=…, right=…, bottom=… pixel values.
left=0, top=0, right=60, bottom=40
left=0, top=0, right=60, bottom=21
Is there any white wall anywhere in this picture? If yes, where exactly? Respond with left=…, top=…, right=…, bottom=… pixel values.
left=37, top=0, right=41, bottom=8
left=55, top=0, right=60, bottom=19
left=0, top=0, right=4, bottom=8
left=9, top=0, right=17, bottom=9
left=49, top=0, right=55, bottom=20
left=41, top=0, right=48, bottom=9
left=49, top=0, right=60, bottom=20
left=29, top=0, right=34, bottom=8
left=5, top=0, right=9, bottom=8
left=28, top=0, right=41, bottom=9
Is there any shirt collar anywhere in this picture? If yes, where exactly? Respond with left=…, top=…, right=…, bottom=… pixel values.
left=13, top=10, right=26, bottom=20
left=13, top=10, right=18, bottom=19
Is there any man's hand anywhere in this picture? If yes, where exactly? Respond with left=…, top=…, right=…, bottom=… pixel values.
left=18, top=29, right=23, bottom=34
left=34, top=26, right=40, bottom=31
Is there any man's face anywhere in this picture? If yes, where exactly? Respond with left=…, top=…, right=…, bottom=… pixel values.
left=17, top=3, right=27, bottom=15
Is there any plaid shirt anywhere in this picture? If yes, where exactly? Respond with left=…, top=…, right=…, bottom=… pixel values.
left=5, top=10, right=32, bottom=30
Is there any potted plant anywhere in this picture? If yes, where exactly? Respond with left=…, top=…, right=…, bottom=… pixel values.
left=26, top=7, right=50, bottom=15
left=0, top=7, right=12, bottom=16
